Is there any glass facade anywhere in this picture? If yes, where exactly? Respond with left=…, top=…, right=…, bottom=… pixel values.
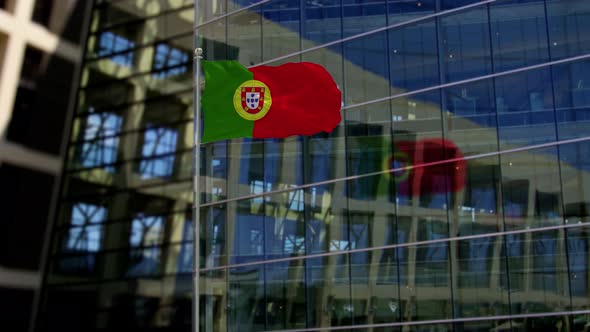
left=38, top=0, right=590, bottom=331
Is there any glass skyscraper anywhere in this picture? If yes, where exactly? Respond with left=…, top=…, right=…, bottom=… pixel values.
left=38, top=0, right=590, bottom=331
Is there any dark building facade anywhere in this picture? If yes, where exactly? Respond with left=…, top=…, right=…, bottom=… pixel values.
left=37, top=0, right=590, bottom=331
left=0, top=1, right=92, bottom=331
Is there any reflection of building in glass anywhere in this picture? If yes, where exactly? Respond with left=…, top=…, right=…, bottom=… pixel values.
left=37, top=0, right=590, bottom=332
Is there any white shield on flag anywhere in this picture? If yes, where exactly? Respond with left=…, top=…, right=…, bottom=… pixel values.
left=246, top=92, right=260, bottom=110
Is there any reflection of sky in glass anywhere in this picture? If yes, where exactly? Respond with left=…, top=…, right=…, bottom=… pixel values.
left=251, top=180, right=271, bottom=204
left=80, top=112, right=122, bottom=171
left=130, top=214, right=163, bottom=248
left=287, top=186, right=304, bottom=211
left=127, top=215, right=164, bottom=276
left=153, top=44, right=189, bottom=78
left=98, top=31, right=135, bottom=66
left=139, top=126, right=178, bottom=179
left=67, top=203, right=107, bottom=252
left=284, top=234, right=305, bottom=254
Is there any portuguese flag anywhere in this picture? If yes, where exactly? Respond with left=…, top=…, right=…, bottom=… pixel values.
left=200, top=61, right=342, bottom=143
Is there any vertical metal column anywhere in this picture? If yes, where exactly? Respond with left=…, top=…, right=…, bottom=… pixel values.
left=193, top=43, right=203, bottom=332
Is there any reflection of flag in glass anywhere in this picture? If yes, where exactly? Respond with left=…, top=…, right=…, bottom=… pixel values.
left=386, top=139, right=466, bottom=196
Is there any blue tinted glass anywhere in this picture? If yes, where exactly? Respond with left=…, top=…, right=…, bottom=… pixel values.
left=390, top=20, right=439, bottom=92
left=458, top=236, right=494, bottom=287
left=233, top=213, right=265, bottom=263
left=230, top=0, right=268, bottom=9
left=532, top=232, right=559, bottom=291
left=388, top=0, right=434, bottom=24
left=344, top=31, right=389, bottom=105
left=342, top=0, right=387, bottom=37
left=444, top=79, right=496, bottom=132
left=553, top=59, right=590, bottom=140
left=568, top=229, right=589, bottom=297
left=490, top=0, right=549, bottom=72
left=349, top=212, right=372, bottom=282
left=303, top=0, right=342, bottom=43
left=495, top=68, right=556, bottom=147
left=440, top=0, right=484, bottom=10
left=547, top=0, right=590, bottom=60
left=440, top=6, right=492, bottom=82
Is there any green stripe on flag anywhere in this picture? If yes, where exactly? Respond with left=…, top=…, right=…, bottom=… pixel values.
left=201, top=60, right=254, bottom=143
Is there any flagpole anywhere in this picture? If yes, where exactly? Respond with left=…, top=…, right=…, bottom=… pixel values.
left=193, top=47, right=203, bottom=332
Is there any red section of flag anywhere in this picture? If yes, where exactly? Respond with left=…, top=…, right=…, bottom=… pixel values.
left=395, top=139, right=466, bottom=196
left=249, top=62, right=342, bottom=138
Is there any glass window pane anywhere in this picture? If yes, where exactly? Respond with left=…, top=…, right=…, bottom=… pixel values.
left=346, top=101, right=391, bottom=202
left=388, top=0, right=435, bottom=25
left=61, top=203, right=107, bottom=272
left=553, top=59, right=590, bottom=140
left=490, top=0, right=549, bottom=72
left=495, top=68, right=556, bottom=148
left=262, top=0, right=301, bottom=62
left=344, top=31, right=390, bottom=106
left=443, top=79, right=498, bottom=155
left=303, top=0, right=342, bottom=44
left=265, top=261, right=307, bottom=329
left=152, top=44, right=190, bottom=79
left=77, top=112, right=122, bottom=171
left=501, top=146, right=563, bottom=230
left=343, top=0, right=387, bottom=37
left=503, top=230, right=570, bottom=316
left=227, top=265, right=265, bottom=330
left=403, top=241, right=452, bottom=321
left=228, top=9, right=262, bottom=66
left=547, top=0, right=590, bottom=60
left=454, top=234, right=510, bottom=319
left=96, top=31, right=136, bottom=67
left=440, top=6, right=492, bottom=82
left=139, top=126, right=178, bottom=179
left=390, top=19, right=439, bottom=93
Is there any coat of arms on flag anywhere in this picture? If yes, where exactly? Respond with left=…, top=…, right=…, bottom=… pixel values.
left=233, top=80, right=272, bottom=121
